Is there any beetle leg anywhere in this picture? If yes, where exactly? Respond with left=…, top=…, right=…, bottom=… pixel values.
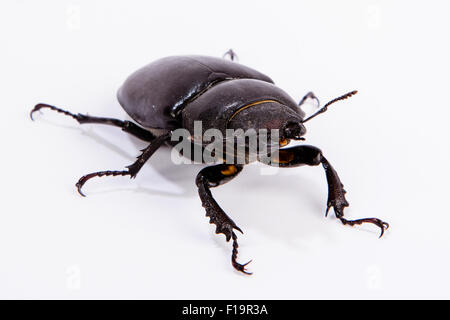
left=222, top=49, right=238, bottom=62
left=298, top=91, right=320, bottom=108
left=75, top=132, right=170, bottom=196
left=30, top=103, right=155, bottom=142
left=263, top=145, right=389, bottom=237
left=320, top=156, right=390, bottom=237
left=195, top=164, right=252, bottom=274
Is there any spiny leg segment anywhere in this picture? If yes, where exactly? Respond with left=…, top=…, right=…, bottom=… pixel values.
left=196, top=164, right=251, bottom=274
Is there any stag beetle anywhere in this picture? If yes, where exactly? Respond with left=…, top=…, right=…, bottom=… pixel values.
left=30, top=50, right=389, bottom=274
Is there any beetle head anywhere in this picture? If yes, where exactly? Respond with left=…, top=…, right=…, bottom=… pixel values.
left=227, top=101, right=307, bottom=149
left=281, top=121, right=307, bottom=141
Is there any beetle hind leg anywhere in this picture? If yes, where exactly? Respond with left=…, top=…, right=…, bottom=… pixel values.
left=196, top=164, right=251, bottom=274
left=30, top=103, right=155, bottom=142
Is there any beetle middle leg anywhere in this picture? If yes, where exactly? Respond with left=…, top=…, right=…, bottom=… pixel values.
left=298, top=91, right=319, bottom=108
left=195, top=164, right=252, bottom=274
left=76, top=132, right=171, bottom=196
left=30, top=103, right=155, bottom=142
left=223, top=49, right=238, bottom=62
left=263, top=145, right=389, bottom=237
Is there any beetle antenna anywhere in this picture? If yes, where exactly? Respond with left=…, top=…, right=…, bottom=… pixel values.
left=301, top=90, right=358, bottom=123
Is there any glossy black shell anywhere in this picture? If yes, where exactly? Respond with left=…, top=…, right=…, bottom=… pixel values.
left=117, top=55, right=275, bottom=130
left=181, top=78, right=303, bottom=138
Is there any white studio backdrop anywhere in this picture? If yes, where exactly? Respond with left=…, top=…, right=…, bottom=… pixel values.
left=1, top=0, right=449, bottom=299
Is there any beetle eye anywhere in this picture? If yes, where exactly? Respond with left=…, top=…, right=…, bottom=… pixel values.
left=283, top=122, right=306, bottom=140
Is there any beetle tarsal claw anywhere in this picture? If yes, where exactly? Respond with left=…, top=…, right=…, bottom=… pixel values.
left=338, top=217, right=390, bottom=238
left=233, top=259, right=253, bottom=275
left=30, top=103, right=79, bottom=122
left=74, top=170, right=131, bottom=197
left=328, top=198, right=389, bottom=238
left=76, top=181, right=87, bottom=197
left=231, top=235, right=252, bottom=275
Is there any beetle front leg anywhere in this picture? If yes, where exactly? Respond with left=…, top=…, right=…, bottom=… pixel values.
left=320, top=156, right=389, bottom=237
left=265, top=145, right=389, bottom=237
left=195, top=164, right=252, bottom=274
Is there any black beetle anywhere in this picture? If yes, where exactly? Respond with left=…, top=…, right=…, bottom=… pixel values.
left=31, top=50, right=389, bottom=274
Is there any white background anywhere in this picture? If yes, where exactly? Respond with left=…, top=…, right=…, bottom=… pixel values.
left=1, top=0, right=449, bottom=299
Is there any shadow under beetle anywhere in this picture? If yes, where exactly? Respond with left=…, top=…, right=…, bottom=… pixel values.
left=31, top=50, right=389, bottom=274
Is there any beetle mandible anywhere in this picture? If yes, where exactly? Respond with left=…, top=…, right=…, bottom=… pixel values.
left=30, top=50, right=389, bottom=274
